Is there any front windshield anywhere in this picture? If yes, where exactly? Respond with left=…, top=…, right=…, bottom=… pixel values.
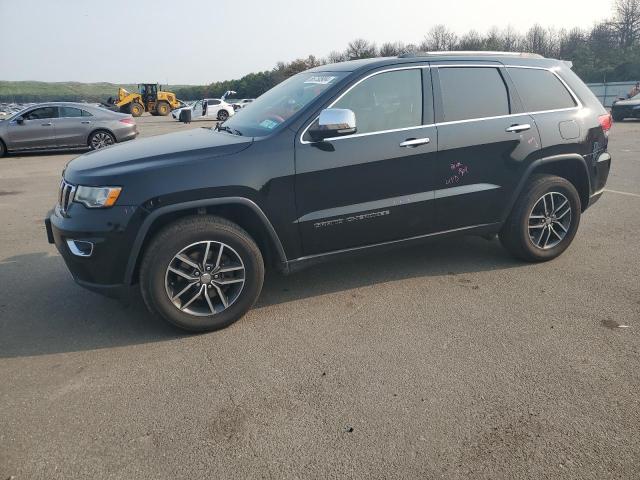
left=222, top=71, right=347, bottom=137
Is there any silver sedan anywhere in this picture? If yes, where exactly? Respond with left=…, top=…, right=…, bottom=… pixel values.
left=0, top=102, right=137, bottom=157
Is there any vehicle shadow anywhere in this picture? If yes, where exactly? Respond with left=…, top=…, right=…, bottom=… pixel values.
left=0, top=236, right=522, bottom=358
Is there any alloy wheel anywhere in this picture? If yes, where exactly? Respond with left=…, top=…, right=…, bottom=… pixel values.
left=528, top=191, right=572, bottom=250
left=164, top=241, right=246, bottom=316
left=91, top=132, right=114, bottom=149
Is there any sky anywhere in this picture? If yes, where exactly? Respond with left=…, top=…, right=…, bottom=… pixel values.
left=0, top=0, right=613, bottom=85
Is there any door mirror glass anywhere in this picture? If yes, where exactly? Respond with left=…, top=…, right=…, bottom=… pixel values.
left=308, top=108, right=356, bottom=141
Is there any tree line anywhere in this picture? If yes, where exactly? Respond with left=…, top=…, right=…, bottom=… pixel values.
left=174, top=0, right=640, bottom=100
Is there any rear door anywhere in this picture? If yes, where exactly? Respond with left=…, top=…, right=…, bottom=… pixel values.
left=54, top=106, right=91, bottom=147
left=432, top=64, right=541, bottom=231
left=6, top=106, right=59, bottom=150
left=206, top=99, right=221, bottom=117
left=294, top=66, right=438, bottom=255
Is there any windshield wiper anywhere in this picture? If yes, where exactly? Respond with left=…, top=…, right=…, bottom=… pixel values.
left=216, top=124, right=243, bottom=136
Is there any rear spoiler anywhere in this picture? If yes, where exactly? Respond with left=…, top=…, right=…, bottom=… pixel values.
left=562, top=60, right=574, bottom=69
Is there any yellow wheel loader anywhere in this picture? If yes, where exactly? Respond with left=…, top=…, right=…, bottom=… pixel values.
left=108, top=83, right=181, bottom=117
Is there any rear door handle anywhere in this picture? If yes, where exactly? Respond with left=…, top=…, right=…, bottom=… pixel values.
left=506, top=124, right=531, bottom=133
left=399, top=137, right=430, bottom=148
left=41, top=122, right=52, bottom=126
left=81, top=121, right=91, bottom=124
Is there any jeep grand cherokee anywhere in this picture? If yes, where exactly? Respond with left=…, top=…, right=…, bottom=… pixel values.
left=46, top=52, right=612, bottom=332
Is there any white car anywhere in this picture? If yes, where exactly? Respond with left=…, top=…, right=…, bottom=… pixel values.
left=232, top=98, right=255, bottom=111
left=172, top=98, right=235, bottom=121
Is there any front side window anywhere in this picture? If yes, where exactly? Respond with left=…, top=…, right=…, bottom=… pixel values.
left=223, top=71, right=347, bottom=137
left=507, top=68, right=577, bottom=112
left=23, top=107, right=58, bottom=120
left=439, top=67, right=510, bottom=122
left=60, top=107, right=83, bottom=118
left=332, top=69, right=423, bottom=135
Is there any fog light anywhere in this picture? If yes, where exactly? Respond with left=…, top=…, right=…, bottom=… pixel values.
left=66, top=239, right=94, bottom=257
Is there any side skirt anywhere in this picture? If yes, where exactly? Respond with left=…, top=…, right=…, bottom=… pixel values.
left=284, top=222, right=501, bottom=274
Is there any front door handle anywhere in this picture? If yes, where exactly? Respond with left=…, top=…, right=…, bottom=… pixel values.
left=41, top=122, right=52, bottom=126
left=81, top=121, right=91, bottom=124
left=506, top=124, right=531, bottom=133
left=399, top=137, right=430, bottom=148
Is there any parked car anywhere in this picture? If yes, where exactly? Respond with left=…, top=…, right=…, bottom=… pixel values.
left=0, top=102, right=137, bottom=157
left=171, top=98, right=235, bottom=121
left=611, top=93, right=640, bottom=121
left=232, top=99, right=255, bottom=111
left=46, top=52, right=611, bottom=332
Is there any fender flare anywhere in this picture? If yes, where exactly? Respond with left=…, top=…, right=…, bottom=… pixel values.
left=500, top=153, right=592, bottom=223
left=124, top=197, right=288, bottom=284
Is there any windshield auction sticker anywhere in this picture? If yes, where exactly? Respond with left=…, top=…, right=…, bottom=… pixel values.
left=304, top=75, right=337, bottom=85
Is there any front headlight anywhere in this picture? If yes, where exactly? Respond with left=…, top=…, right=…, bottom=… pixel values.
left=74, top=185, right=122, bottom=208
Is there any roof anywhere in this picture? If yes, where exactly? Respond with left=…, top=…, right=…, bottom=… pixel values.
left=309, top=52, right=560, bottom=74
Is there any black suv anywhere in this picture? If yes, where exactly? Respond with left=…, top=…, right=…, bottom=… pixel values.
left=46, top=52, right=612, bottom=332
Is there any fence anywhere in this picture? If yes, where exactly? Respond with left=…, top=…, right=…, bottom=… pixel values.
left=586, top=81, right=639, bottom=107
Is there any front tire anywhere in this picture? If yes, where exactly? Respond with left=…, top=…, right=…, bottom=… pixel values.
left=155, top=101, right=170, bottom=116
left=130, top=102, right=144, bottom=117
left=499, top=174, right=581, bottom=262
left=0, top=140, right=5, bottom=158
left=217, top=109, right=229, bottom=121
left=140, top=216, right=264, bottom=332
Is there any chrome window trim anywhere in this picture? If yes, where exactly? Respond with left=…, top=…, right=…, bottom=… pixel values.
left=298, top=63, right=583, bottom=145
left=299, top=65, right=430, bottom=144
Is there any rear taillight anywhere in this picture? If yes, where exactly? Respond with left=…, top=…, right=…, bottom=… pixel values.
left=598, top=113, right=612, bottom=133
left=119, top=117, right=135, bottom=125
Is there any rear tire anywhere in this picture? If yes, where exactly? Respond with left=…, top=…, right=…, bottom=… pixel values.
left=217, top=109, right=229, bottom=121
left=88, top=130, right=115, bottom=150
left=0, top=139, right=5, bottom=158
left=499, top=174, right=581, bottom=262
left=156, top=101, right=170, bottom=116
left=130, top=102, right=144, bottom=117
left=140, top=216, right=264, bottom=332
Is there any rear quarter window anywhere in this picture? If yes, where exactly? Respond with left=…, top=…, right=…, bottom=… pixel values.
left=508, top=68, right=577, bottom=112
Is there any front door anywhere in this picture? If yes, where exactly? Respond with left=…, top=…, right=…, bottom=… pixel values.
left=7, top=106, right=59, bottom=150
left=432, top=65, right=541, bottom=231
left=295, top=67, right=438, bottom=256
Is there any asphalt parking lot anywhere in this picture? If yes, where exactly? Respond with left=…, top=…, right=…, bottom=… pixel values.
left=1, top=115, right=639, bottom=479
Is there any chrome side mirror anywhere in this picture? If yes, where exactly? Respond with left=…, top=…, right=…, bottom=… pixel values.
left=308, top=108, right=356, bottom=141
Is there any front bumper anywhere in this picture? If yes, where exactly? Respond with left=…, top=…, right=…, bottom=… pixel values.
left=612, top=105, right=640, bottom=119
left=46, top=202, right=144, bottom=299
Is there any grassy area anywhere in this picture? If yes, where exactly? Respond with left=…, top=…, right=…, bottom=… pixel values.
left=0, top=81, right=192, bottom=103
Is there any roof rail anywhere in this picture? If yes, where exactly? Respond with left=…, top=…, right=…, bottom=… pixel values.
left=399, top=51, right=544, bottom=59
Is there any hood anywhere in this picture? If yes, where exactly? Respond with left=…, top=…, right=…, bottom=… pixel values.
left=64, top=127, right=252, bottom=183
left=613, top=98, right=640, bottom=107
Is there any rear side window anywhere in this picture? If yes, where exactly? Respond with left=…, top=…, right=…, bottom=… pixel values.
left=439, top=67, right=510, bottom=122
left=59, top=107, right=83, bottom=118
left=333, top=68, right=422, bottom=134
left=508, top=68, right=577, bottom=112
left=208, top=99, right=221, bottom=106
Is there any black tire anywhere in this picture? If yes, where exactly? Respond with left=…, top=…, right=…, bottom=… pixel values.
left=612, top=113, right=624, bottom=122
left=130, top=102, right=144, bottom=117
left=140, top=215, right=264, bottom=332
left=217, top=109, right=229, bottom=121
left=156, top=101, right=170, bottom=116
left=0, top=139, right=5, bottom=158
left=499, top=174, right=581, bottom=262
left=88, top=130, right=116, bottom=150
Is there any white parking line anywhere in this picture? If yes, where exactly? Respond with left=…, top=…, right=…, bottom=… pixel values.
left=604, top=189, right=640, bottom=198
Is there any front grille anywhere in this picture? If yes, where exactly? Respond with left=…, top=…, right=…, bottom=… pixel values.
left=58, top=179, right=76, bottom=214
